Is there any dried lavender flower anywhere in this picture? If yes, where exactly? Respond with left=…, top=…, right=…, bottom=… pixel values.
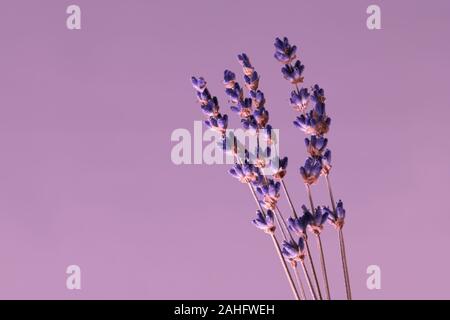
left=253, top=107, right=269, bottom=128
left=230, top=97, right=252, bottom=118
left=223, top=70, right=236, bottom=88
left=300, top=157, right=322, bottom=185
left=287, top=215, right=309, bottom=237
left=274, top=37, right=297, bottom=64
left=327, top=200, right=346, bottom=229
left=305, top=135, right=328, bottom=157
left=249, top=90, right=265, bottom=108
left=290, top=88, right=310, bottom=112
left=225, top=82, right=244, bottom=103
left=201, top=96, right=219, bottom=116
left=191, top=76, right=207, bottom=92
left=270, top=156, right=288, bottom=180
left=252, top=209, right=276, bottom=234
left=305, top=206, right=329, bottom=235
left=256, top=179, right=281, bottom=210
left=282, top=60, right=305, bottom=84
left=228, top=163, right=262, bottom=185
left=281, top=238, right=306, bottom=262
left=311, top=84, right=326, bottom=104
left=237, top=53, right=255, bottom=76
left=205, top=113, right=228, bottom=134
left=294, top=111, right=331, bottom=136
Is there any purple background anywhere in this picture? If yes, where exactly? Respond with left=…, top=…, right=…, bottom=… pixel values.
left=0, top=0, right=449, bottom=299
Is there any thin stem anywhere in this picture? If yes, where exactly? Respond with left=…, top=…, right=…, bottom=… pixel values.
left=304, top=237, right=323, bottom=300
left=275, top=205, right=295, bottom=242
left=281, top=180, right=298, bottom=219
left=300, top=260, right=317, bottom=300
left=273, top=209, right=288, bottom=240
left=304, top=184, right=324, bottom=300
left=305, top=183, right=315, bottom=213
left=241, top=167, right=300, bottom=300
left=325, top=174, right=352, bottom=300
left=280, top=179, right=322, bottom=300
left=270, top=234, right=301, bottom=300
left=316, top=234, right=331, bottom=300
left=325, top=174, right=337, bottom=212
left=339, top=228, right=352, bottom=300
left=293, top=265, right=307, bottom=300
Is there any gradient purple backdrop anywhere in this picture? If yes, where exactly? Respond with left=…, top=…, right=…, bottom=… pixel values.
left=0, top=0, right=449, bottom=299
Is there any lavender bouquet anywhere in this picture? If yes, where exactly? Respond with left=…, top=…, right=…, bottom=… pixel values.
left=190, top=37, right=351, bottom=300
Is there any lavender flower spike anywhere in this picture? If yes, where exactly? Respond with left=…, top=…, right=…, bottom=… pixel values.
left=191, top=76, right=207, bottom=92
left=252, top=210, right=276, bottom=234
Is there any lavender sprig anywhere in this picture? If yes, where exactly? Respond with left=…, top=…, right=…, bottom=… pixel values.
left=191, top=77, right=302, bottom=300
left=274, top=36, right=352, bottom=300
left=226, top=54, right=312, bottom=299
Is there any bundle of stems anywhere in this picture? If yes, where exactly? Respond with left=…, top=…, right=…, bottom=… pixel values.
left=190, top=37, right=351, bottom=300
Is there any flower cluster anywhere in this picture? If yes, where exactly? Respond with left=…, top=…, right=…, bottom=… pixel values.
left=228, top=161, right=263, bottom=185
left=287, top=204, right=329, bottom=238
left=191, top=76, right=228, bottom=136
left=282, top=238, right=306, bottom=264
left=274, top=37, right=345, bottom=224
left=256, top=179, right=281, bottom=211
left=224, top=54, right=289, bottom=178
left=224, top=54, right=269, bottom=135
left=290, top=88, right=310, bottom=113
left=252, top=210, right=276, bottom=234
left=303, top=206, right=329, bottom=235
left=327, top=200, right=346, bottom=229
